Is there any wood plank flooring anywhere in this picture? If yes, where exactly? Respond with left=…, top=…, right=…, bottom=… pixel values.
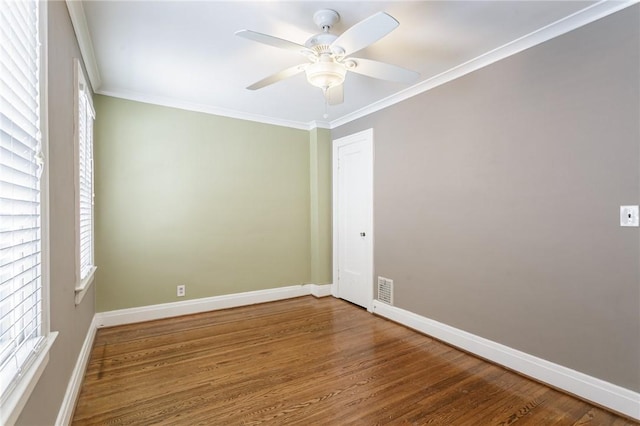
left=72, top=296, right=638, bottom=425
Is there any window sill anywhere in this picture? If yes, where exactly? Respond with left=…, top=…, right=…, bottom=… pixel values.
left=75, top=266, right=96, bottom=305
left=0, top=332, right=58, bottom=426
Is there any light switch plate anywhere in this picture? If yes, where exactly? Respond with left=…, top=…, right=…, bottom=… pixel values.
left=620, top=206, right=639, bottom=227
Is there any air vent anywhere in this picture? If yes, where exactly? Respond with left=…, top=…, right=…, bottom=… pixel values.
left=377, top=276, right=393, bottom=305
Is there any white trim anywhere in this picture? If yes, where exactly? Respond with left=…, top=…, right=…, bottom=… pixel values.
left=1, top=333, right=58, bottom=426
left=55, top=290, right=639, bottom=422
left=309, top=120, right=331, bottom=130
left=65, top=0, right=101, bottom=91
left=61, top=0, right=321, bottom=132
left=73, top=58, right=96, bottom=306
left=62, top=0, right=636, bottom=131
left=1, top=2, right=58, bottom=423
left=40, top=0, right=52, bottom=343
left=96, top=285, right=323, bottom=328
left=97, top=88, right=314, bottom=131
left=56, top=285, right=332, bottom=423
left=55, top=317, right=98, bottom=426
left=329, top=0, right=639, bottom=129
left=308, top=284, right=333, bottom=298
left=332, top=129, right=375, bottom=312
left=371, top=301, right=640, bottom=421
left=74, top=266, right=96, bottom=306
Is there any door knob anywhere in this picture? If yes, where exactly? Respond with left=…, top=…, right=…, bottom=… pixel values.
left=360, top=232, right=366, bottom=237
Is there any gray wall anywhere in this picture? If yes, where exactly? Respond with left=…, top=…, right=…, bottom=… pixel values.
left=12, top=4, right=639, bottom=423
left=17, top=2, right=96, bottom=425
left=333, top=6, right=640, bottom=391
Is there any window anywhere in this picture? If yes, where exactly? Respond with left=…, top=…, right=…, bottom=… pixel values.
left=74, top=58, right=95, bottom=305
left=0, top=1, right=56, bottom=424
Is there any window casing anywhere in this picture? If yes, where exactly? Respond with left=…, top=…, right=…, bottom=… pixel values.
left=0, top=1, right=56, bottom=424
left=74, top=58, right=95, bottom=305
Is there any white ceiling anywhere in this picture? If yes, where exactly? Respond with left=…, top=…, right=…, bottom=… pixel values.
left=71, top=1, right=631, bottom=129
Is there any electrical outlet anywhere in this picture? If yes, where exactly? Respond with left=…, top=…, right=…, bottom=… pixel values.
left=177, top=285, right=186, bottom=297
left=620, top=206, right=639, bottom=227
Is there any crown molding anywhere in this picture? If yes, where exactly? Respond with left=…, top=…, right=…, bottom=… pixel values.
left=65, top=0, right=310, bottom=129
left=66, top=0, right=102, bottom=92
left=65, top=0, right=637, bottom=131
left=329, top=0, right=638, bottom=129
left=97, top=88, right=314, bottom=130
left=309, top=120, right=331, bottom=130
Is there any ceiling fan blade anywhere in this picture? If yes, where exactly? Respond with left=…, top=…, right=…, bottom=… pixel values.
left=347, top=57, right=419, bottom=84
left=246, top=64, right=305, bottom=90
left=325, top=84, right=344, bottom=105
left=235, top=29, right=310, bottom=55
left=331, top=12, right=399, bottom=57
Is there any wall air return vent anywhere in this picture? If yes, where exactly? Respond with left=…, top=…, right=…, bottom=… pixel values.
left=377, top=276, right=393, bottom=305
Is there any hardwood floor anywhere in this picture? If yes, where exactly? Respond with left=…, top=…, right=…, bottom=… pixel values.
left=73, top=296, right=637, bottom=425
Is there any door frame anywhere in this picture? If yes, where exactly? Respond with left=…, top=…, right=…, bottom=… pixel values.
left=332, top=128, right=374, bottom=311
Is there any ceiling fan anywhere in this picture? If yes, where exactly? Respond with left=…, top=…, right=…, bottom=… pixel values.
left=235, top=9, right=420, bottom=106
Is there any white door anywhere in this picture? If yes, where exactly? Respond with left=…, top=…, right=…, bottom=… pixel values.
left=333, top=129, right=373, bottom=310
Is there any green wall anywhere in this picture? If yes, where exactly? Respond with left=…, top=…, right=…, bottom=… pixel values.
left=94, top=96, right=330, bottom=311
left=309, top=128, right=332, bottom=285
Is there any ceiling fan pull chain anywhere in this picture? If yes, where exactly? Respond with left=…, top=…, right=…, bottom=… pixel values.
left=323, top=89, right=329, bottom=119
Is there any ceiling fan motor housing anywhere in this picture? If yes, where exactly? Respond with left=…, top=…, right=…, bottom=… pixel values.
left=305, top=32, right=339, bottom=54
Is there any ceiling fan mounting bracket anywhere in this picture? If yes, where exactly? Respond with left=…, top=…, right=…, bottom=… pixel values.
left=313, top=9, right=340, bottom=32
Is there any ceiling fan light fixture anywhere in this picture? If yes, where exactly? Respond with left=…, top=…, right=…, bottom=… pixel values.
left=305, top=60, right=346, bottom=89
left=237, top=9, right=418, bottom=107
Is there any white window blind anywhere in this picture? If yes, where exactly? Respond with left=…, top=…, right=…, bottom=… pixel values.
left=76, top=65, right=94, bottom=283
left=0, top=0, right=45, bottom=401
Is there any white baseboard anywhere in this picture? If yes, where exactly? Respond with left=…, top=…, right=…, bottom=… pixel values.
left=55, top=317, right=98, bottom=426
left=96, top=284, right=332, bottom=328
left=62, top=289, right=638, bottom=422
left=371, top=300, right=640, bottom=421
left=57, top=284, right=334, bottom=424
left=308, top=283, right=333, bottom=298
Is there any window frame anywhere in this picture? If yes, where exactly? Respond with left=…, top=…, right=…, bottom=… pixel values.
left=73, top=58, right=96, bottom=305
left=0, top=1, right=58, bottom=424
